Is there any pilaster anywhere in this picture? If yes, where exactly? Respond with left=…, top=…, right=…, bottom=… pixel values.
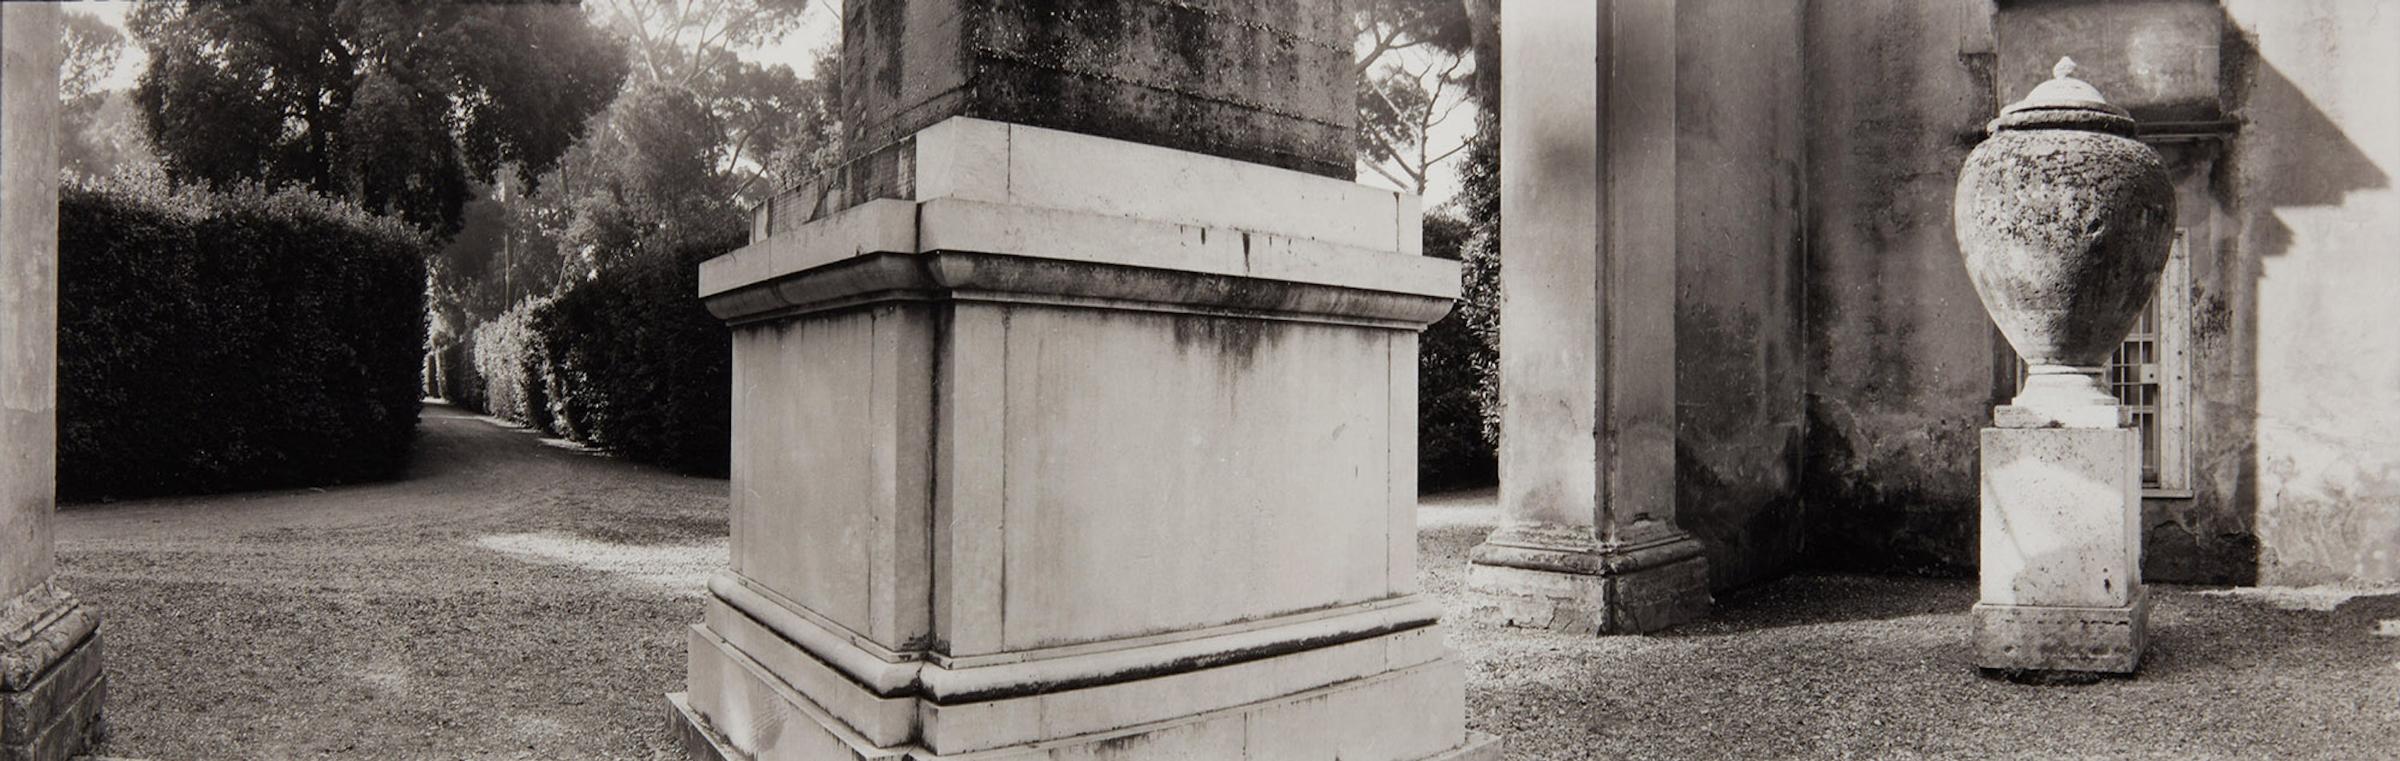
left=1470, top=0, right=1710, bottom=634
left=0, top=7, right=105, bottom=758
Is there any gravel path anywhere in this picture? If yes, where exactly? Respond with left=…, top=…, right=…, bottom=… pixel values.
left=56, top=414, right=2400, bottom=759
left=1424, top=490, right=2400, bottom=761
left=61, top=403, right=727, bottom=759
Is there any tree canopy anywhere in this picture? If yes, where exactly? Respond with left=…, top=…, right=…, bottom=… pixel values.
left=1352, top=0, right=1486, bottom=195
left=128, top=1, right=629, bottom=235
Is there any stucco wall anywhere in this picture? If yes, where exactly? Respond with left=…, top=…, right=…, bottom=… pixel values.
left=1675, top=0, right=1808, bottom=590
left=1793, top=0, right=2397, bottom=586
left=2221, top=0, right=2400, bottom=586
left=1797, top=0, right=2001, bottom=576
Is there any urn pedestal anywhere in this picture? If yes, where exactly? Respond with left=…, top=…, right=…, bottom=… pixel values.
left=1953, top=59, right=2174, bottom=675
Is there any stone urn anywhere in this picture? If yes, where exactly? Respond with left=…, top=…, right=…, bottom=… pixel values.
left=1954, top=58, right=2174, bottom=409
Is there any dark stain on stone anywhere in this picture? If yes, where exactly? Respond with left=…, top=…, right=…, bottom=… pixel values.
left=1798, top=403, right=1978, bottom=578
left=1170, top=314, right=1272, bottom=374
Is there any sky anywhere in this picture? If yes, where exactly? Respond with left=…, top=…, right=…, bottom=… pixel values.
left=70, top=1, right=1463, bottom=206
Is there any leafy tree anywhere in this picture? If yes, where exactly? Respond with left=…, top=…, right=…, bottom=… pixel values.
left=1352, top=0, right=1473, bottom=76
left=587, top=0, right=831, bottom=204
left=1352, top=0, right=1477, bottom=195
left=1358, top=54, right=1473, bottom=194
left=60, top=11, right=123, bottom=103
left=60, top=11, right=160, bottom=181
left=591, top=0, right=812, bottom=86
left=128, top=1, right=629, bottom=235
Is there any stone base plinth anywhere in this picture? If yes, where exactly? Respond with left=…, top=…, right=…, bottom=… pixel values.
left=1973, top=590, right=2151, bottom=674
left=1, top=589, right=104, bottom=761
left=1466, top=536, right=1710, bottom=634
left=677, top=598, right=1498, bottom=761
left=685, top=117, right=1476, bottom=760
left=1975, top=424, right=2147, bottom=673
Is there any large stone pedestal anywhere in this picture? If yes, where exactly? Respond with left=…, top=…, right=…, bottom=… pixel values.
left=1972, top=413, right=2149, bottom=674
left=671, top=117, right=1494, bottom=760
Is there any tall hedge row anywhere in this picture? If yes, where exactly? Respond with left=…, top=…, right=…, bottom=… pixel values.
left=59, top=181, right=431, bottom=500
left=449, top=231, right=736, bottom=476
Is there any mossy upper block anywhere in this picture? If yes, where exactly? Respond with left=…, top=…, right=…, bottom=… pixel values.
left=840, top=0, right=1356, bottom=179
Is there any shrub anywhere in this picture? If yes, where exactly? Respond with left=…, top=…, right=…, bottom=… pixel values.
left=470, top=297, right=553, bottom=431
left=431, top=334, right=484, bottom=413
left=58, top=179, right=430, bottom=500
left=1418, top=118, right=1502, bottom=491
left=528, top=230, right=737, bottom=475
left=1419, top=210, right=1499, bottom=489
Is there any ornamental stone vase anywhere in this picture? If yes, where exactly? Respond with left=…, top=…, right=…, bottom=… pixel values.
left=1955, top=58, right=2174, bottom=410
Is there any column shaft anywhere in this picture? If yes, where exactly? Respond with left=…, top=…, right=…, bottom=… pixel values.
left=0, top=7, right=107, bottom=760
left=1469, top=0, right=1710, bottom=635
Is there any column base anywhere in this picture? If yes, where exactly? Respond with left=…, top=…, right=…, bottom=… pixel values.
left=1, top=586, right=105, bottom=761
left=1972, top=588, right=2150, bottom=674
left=1466, top=534, right=1710, bottom=634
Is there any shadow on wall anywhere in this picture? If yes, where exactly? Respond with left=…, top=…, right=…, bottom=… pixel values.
left=2221, top=6, right=2398, bottom=585
left=2225, top=31, right=2388, bottom=260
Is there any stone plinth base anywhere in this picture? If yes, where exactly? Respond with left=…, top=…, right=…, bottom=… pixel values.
left=677, top=598, right=1499, bottom=760
left=1973, top=589, right=2150, bottom=674
left=1466, top=535, right=1710, bottom=634
left=684, top=117, right=1477, bottom=760
left=1, top=588, right=104, bottom=761
left=1975, top=424, right=2147, bottom=673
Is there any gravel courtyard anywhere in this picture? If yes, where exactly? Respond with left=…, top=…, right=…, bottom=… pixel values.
left=58, top=405, right=2400, bottom=759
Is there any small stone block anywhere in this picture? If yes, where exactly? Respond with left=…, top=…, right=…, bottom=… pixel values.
left=1467, top=551, right=1710, bottom=635
left=1979, top=426, right=2141, bottom=609
left=1972, top=590, right=2150, bottom=674
left=0, top=631, right=101, bottom=747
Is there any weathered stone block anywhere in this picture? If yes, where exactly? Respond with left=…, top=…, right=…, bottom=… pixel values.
left=1972, top=590, right=2151, bottom=674
left=1978, top=427, right=2141, bottom=609
left=0, top=628, right=102, bottom=761
left=1975, top=425, right=2148, bottom=673
left=1466, top=538, right=1711, bottom=635
left=839, top=0, right=1353, bottom=179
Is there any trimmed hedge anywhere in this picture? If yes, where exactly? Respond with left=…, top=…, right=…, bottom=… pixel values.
left=537, top=232, right=735, bottom=474
left=1419, top=210, right=1499, bottom=489
left=59, top=180, right=430, bottom=500
left=461, top=232, right=736, bottom=476
left=470, top=297, right=552, bottom=432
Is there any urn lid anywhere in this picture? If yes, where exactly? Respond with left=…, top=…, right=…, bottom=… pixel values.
left=1991, top=58, right=2137, bottom=135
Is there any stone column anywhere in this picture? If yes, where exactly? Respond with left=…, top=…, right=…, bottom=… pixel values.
left=0, top=6, right=106, bottom=760
left=1466, top=0, right=1710, bottom=634
left=668, top=2, right=1496, bottom=759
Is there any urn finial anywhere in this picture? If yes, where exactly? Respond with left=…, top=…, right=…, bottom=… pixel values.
left=1992, top=53, right=2134, bottom=134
